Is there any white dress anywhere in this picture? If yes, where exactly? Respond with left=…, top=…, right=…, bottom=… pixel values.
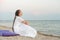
left=13, top=16, right=37, bottom=38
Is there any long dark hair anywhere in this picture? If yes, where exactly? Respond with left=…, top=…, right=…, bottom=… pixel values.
left=12, top=10, right=21, bottom=32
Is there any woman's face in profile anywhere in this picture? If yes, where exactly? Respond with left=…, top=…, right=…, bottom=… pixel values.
left=18, top=11, right=23, bottom=16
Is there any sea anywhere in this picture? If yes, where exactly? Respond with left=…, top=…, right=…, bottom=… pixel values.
left=0, top=20, right=60, bottom=36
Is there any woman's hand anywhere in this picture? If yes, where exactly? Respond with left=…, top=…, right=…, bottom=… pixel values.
left=25, top=21, right=29, bottom=25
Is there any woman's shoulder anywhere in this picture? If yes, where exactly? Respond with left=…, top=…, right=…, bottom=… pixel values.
left=16, top=16, right=22, bottom=19
left=16, top=16, right=24, bottom=21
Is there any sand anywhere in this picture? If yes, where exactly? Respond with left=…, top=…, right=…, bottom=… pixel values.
left=0, top=25, right=60, bottom=40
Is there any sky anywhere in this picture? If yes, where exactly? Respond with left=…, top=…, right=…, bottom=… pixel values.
left=0, top=0, right=60, bottom=20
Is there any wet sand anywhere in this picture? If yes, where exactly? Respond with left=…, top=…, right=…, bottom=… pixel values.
left=0, top=25, right=60, bottom=40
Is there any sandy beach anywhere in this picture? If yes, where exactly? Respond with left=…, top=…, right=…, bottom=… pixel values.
left=0, top=25, right=60, bottom=40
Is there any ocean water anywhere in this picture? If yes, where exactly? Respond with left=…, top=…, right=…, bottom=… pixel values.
left=0, top=20, right=60, bottom=36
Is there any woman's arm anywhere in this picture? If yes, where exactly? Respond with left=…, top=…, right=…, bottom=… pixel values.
left=21, top=20, right=29, bottom=25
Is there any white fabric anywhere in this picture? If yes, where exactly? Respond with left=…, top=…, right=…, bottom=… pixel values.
left=13, top=16, right=37, bottom=38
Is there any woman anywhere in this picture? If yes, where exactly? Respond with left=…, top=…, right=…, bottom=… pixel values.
left=12, top=9, right=37, bottom=38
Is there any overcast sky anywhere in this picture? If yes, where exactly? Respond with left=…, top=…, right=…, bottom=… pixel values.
left=0, top=0, right=60, bottom=20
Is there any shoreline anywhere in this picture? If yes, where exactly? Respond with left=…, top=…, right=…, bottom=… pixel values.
left=38, top=31, right=60, bottom=38
left=0, top=25, right=60, bottom=40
